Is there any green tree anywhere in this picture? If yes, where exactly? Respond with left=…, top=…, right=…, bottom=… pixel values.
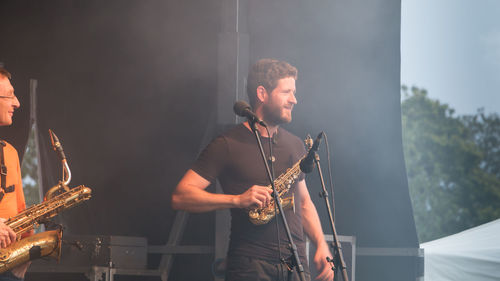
left=461, top=110, right=500, bottom=221
left=401, top=86, right=500, bottom=242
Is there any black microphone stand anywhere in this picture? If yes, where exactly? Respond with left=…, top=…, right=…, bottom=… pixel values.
left=312, top=152, right=349, bottom=281
left=249, top=120, right=307, bottom=281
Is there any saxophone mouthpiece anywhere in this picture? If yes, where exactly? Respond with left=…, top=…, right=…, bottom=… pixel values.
left=49, top=129, right=58, bottom=148
left=49, top=129, right=66, bottom=160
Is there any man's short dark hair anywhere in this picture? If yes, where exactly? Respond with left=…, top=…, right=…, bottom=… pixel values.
left=0, top=67, right=12, bottom=79
left=247, top=59, right=298, bottom=107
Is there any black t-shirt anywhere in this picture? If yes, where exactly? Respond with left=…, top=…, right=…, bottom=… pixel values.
left=192, top=124, right=308, bottom=263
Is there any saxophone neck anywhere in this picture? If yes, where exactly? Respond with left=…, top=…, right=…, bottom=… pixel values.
left=62, top=159, right=71, bottom=186
left=49, top=129, right=72, bottom=186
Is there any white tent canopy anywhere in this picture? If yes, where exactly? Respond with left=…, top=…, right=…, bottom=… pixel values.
left=421, top=218, right=500, bottom=281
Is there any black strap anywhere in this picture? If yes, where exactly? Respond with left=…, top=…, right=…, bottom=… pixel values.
left=29, top=245, right=42, bottom=260
left=4, top=185, right=14, bottom=193
left=0, top=141, right=15, bottom=199
left=0, top=140, right=6, bottom=191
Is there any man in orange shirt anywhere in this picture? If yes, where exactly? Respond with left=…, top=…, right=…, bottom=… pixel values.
left=0, top=67, right=30, bottom=280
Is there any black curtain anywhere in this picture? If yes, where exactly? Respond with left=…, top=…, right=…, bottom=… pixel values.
left=0, top=1, right=418, bottom=280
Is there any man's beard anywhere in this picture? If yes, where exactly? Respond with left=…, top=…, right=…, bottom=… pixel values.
left=262, top=104, right=292, bottom=126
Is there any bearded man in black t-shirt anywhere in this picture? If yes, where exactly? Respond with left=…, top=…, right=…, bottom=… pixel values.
left=172, top=59, right=334, bottom=281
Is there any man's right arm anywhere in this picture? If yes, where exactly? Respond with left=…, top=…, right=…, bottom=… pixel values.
left=171, top=169, right=272, bottom=213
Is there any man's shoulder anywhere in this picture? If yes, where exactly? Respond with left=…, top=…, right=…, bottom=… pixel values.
left=0, top=140, right=20, bottom=168
left=220, top=123, right=247, bottom=137
left=200, top=124, right=247, bottom=153
left=0, top=140, right=18, bottom=154
left=214, top=123, right=251, bottom=144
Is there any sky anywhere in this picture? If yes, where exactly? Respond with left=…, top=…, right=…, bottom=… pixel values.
left=401, top=1, right=500, bottom=115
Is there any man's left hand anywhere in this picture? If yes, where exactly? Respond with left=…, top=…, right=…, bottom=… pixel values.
left=313, top=244, right=334, bottom=281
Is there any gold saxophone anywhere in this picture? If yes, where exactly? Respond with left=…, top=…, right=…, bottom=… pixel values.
left=248, top=135, right=313, bottom=225
left=0, top=130, right=92, bottom=273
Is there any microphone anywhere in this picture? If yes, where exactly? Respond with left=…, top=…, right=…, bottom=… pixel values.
left=300, top=132, right=323, bottom=173
left=49, top=129, right=66, bottom=160
left=233, top=101, right=267, bottom=127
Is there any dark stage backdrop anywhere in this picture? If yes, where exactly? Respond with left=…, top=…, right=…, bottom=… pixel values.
left=0, top=1, right=419, bottom=280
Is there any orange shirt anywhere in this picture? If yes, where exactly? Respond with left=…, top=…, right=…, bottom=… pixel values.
left=0, top=141, right=26, bottom=220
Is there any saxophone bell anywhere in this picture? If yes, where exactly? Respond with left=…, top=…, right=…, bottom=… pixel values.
left=0, top=229, right=62, bottom=273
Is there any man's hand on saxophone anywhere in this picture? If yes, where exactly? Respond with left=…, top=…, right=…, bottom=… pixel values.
left=0, top=218, right=16, bottom=248
left=236, top=185, right=273, bottom=209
